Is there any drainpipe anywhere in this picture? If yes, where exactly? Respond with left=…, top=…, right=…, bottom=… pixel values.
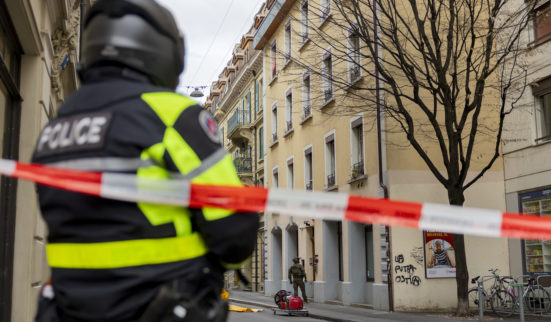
left=252, top=69, right=259, bottom=292
left=253, top=124, right=258, bottom=292
left=373, top=0, right=393, bottom=312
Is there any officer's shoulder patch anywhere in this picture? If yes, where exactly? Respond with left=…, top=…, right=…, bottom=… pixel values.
left=198, top=110, right=220, bottom=143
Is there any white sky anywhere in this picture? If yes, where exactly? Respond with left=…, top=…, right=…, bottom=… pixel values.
left=156, top=0, right=265, bottom=102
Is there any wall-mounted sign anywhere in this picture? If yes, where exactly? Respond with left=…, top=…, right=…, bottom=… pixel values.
left=424, top=231, right=456, bottom=278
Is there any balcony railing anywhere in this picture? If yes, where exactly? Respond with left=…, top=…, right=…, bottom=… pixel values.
left=234, top=157, right=252, bottom=173
left=351, top=161, right=364, bottom=179
left=305, top=180, right=313, bottom=191
left=327, top=173, right=335, bottom=187
left=303, top=104, right=311, bottom=119
left=286, top=120, right=293, bottom=132
left=227, top=109, right=249, bottom=137
left=350, top=65, right=360, bottom=81
left=272, top=132, right=278, bottom=143
left=321, top=6, right=330, bottom=20
left=324, top=88, right=333, bottom=102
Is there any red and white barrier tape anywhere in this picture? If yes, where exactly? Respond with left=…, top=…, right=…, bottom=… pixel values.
left=1, top=159, right=550, bottom=240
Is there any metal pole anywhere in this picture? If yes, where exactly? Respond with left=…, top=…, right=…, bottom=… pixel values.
left=517, top=284, right=525, bottom=322
left=478, top=280, right=484, bottom=321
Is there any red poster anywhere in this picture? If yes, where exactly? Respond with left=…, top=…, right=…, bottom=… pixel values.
left=424, top=231, right=456, bottom=278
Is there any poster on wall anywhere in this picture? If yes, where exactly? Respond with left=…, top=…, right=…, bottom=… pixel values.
left=424, top=231, right=456, bottom=278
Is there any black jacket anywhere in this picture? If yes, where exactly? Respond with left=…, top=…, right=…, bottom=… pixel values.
left=32, top=67, right=258, bottom=321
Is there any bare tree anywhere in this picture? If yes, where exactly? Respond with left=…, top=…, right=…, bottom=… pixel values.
left=277, top=0, right=536, bottom=315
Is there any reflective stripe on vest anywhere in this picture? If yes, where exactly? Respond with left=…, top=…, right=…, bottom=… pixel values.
left=46, top=232, right=208, bottom=269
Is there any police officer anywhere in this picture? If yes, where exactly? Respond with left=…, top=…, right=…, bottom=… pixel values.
left=288, top=257, right=308, bottom=303
left=32, top=0, right=258, bottom=321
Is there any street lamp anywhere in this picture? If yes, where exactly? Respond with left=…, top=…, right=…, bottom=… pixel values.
left=190, top=87, right=204, bottom=98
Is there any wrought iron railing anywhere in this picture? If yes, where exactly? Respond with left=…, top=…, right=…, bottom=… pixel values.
left=286, top=120, right=293, bottom=132
left=321, top=6, right=330, bottom=20
left=227, top=109, right=249, bottom=136
left=272, top=132, right=278, bottom=143
left=303, top=104, right=311, bottom=119
left=351, top=161, right=364, bottom=179
left=327, top=173, right=335, bottom=187
left=324, top=88, right=333, bottom=102
left=233, top=157, right=252, bottom=173
left=350, top=65, right=360, bottom=81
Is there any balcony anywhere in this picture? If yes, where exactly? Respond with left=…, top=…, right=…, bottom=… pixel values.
left=303, top=104, right=311, bottom=119
left=327, top=173, right=336, bottom=187
left=234, top=157, right=252, bottom=173
left=351, top=161, right=364, bottom=179
left=324, top=88, right=333, bottom=102
left=350, top=65, right=360, bottom=82
left=227, top=109, right=252, bottom=142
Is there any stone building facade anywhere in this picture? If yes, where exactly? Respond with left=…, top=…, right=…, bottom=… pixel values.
left=0, top=0, right=93, bottom=320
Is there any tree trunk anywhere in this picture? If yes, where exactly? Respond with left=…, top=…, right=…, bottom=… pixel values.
left=448, top=188, right=469, bottom=316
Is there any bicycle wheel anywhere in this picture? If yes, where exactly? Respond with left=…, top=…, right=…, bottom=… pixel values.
left=490, top=289, right=515, bottom=317
left=468, top=288, right=488, bottom=313
left=525, top=285, right=551, bottom=313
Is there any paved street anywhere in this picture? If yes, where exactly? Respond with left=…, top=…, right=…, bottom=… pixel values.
left=229, top=309, right=324, bottom=322
left=228, top=290, right=551, bottom=322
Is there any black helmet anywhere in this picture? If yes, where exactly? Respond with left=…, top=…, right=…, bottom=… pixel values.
left=81, top=0, right=185, bottom=89
left=293, top=257, right=300, bottom=264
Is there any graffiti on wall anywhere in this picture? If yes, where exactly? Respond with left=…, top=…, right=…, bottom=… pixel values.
left=394, top=254, right=421, bottom=286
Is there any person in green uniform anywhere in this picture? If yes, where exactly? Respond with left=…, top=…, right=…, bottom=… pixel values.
left=288, top=257, right=308, bottom=303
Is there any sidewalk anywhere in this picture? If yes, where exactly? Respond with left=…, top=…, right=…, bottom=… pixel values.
left=228, top=290, right=550, bottom=322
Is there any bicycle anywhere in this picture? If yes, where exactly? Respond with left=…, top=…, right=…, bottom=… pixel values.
left=467, top=269, right=515, bottom=314
left=490, top=276, right=551, bottom=317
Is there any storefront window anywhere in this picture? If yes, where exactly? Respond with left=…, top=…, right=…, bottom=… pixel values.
left=521, top=189, right=551, bottom=273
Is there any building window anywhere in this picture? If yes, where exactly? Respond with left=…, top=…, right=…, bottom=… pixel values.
left=287, top=158, right=294, bottom=190
left=302, top=71, right=311, bottom=119
left=322, top=51, right=333, bottom=103
left=255, top=80, right=260, bottom=114
left=271, top=41, right=277, bottom=79
left=284, top=21, right=292, bottom=63
left=350, top=117, right=364, bottom=179
left=259, top=78, right=263, bottom=110
left=304, top=146, right=313, bottom=191
left=272, top=103, right=278, bottom=143
left=321, top=0, right=331, bottom=22
left=301, top=0, right=309, bottom=43
left=337, top=221, right=343, bottom=281
left=532, top=76, right=551, bottom=142
left=286, top=89, right=293, bottom=132
left=520, top=188, right=551, bottom=273
left=273, top=167, right=279, bottom=188
left=538, top=92, right=551, bottom=141
left=259, top=126, right=264, bottom=159
left=325, top=133, right=336, bottom=187
left=246, top=90, right=252, bottom=123
left=365, top=225, right=374, bottom=281
left=534, top=3, right=551, bottom=44
left=348, top=29, right=361, bottom=82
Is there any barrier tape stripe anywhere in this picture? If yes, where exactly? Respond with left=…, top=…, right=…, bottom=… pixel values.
left=1, top=159, right=551, bottom=240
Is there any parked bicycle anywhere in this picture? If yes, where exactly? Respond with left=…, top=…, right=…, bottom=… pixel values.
left=467, top=269, right=515, bottom=314
left=490, top=276, right=551, bottom=317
